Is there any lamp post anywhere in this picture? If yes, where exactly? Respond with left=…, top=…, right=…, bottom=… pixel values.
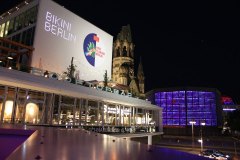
left=232, top=137, right=239, bottom=156
left=190, top=120, right=196, bottom=150
left=199, top=122, right=206, bottom=152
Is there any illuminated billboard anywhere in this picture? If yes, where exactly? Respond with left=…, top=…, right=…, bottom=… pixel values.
left=32, top=0, right=113, bottom=81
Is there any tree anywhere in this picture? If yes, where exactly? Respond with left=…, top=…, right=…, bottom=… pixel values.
left=103, top=70, right=109, bottom=87
left=64, top=57, right=77, bottom=83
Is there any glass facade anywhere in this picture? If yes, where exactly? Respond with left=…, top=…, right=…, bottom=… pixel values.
left=0, top=6, right=38, bottom=46
left=155, top=90, right=217, bottom=126
left=0, top=84, right=160, bottom=133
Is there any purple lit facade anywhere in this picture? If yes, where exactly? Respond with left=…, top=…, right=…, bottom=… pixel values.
left=147, top=88, right=222, bottom=127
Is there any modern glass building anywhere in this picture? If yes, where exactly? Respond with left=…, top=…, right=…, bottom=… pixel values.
left=0, top=0, right=37, bottom=46
left=146, top=87, right=222, bottom=127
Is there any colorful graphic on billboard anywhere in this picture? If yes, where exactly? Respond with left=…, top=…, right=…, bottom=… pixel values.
left=84, top=33, right=97, bottom=66
left=83, top=33, right=105, bottom=67
left=32, top=0, right=113, bottom=81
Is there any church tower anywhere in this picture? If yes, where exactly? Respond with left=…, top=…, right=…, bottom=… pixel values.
left=112, top=24, right=134, bottom=85
left=137, top=57, right=145, bottom=94
left=111, top=24, right=145, bottom=98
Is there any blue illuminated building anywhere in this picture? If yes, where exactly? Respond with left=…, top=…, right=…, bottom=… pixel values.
left=146, top=87, right=223, bottom=127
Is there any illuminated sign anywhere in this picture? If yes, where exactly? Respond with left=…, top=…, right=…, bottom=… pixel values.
left=104, top=106, right=131, bottom=114
left=221, top=96, right=234, bottom=105
left=96, top=86, right=132, bottom=97
left=44, top=11, right=76, bottom=42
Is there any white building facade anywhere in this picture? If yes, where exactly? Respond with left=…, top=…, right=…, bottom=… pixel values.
left=0, top=67, right=162, bottom=133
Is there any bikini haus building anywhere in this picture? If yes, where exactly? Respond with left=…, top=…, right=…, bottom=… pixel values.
left=0, top=0, right=162, bottom=133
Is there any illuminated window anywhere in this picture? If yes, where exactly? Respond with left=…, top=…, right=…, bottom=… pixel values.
left=1, top=100, right=14, bottom=122
left=0, top=23, right=5, bottom=37
left=4, top=21, right=10, bottom=36
left=25, top=103, right=39, bottom=124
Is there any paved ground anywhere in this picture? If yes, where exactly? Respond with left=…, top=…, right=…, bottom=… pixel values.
left=1, top=125, right=211, bottom=160
left=0, top=128, right=35, bottom=159
left=130, top=134, right=240, bottom=159
left=0, top=134, right=29, bottom=160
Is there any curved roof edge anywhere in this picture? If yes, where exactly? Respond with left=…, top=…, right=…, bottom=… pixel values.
left=0, top=67, right=160, bottom=110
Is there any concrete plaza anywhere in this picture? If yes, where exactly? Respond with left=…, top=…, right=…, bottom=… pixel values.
left=0, top=124, right=211, bottom=160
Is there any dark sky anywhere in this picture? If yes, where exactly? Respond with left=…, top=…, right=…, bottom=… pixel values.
left=1, top=0, right=240, bottom=100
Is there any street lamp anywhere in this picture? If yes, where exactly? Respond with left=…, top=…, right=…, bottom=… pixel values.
left=231, top=137, right=239, bottom=156
left=199, top=122, right=206, bottom=152
left=189, top=120, right=196, bottom=150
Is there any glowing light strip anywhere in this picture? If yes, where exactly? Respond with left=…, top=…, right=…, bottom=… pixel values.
left=223, top=108, right=236, bottom=111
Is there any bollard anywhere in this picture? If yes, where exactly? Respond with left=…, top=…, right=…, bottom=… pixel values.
left=148, top=135, right=152, bottom=145
left=147, top=135, right=152, bottom=152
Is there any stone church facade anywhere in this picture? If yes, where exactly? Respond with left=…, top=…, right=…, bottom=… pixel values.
left=111, top=25, right=145, bottom=98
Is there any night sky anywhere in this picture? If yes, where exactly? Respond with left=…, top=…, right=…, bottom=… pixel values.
left=1, top=0, right=240, bottom=101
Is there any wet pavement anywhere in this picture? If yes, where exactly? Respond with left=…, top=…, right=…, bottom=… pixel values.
left=1, top=125, right=211, bottom=160
left=131, top=134, right=240, bottom=159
